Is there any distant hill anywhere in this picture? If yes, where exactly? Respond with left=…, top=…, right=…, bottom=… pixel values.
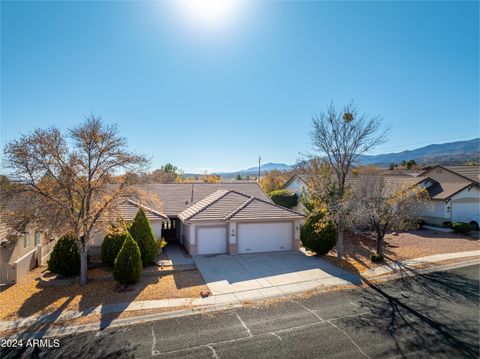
left=216, top=163, right=295, bottom=179
left=360, top=138, right=479, bottom=166
left=181, top=138, right=479, bottom=179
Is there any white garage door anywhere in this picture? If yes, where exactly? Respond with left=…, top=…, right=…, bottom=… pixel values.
left=197, top=227, right=227, bottom=255
left=238, top=222, right=292, bottom=254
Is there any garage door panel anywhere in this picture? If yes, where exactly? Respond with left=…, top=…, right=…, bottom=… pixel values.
left=197, top=227, right=227, bottom=255
left=238, top=222, right=292, bottom=254
left=451, top=200, right=480, bottom=223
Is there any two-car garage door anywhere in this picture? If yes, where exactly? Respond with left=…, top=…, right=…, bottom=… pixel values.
left=196, top=222, right=294, bottom=255
left=238, top=222, right=292, bottom=254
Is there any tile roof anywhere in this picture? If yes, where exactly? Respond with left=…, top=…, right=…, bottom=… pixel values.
left=443, top=165, right=480, bottom=183
left=178, top=190, right=304, bottom=222
left=117, top=200, right=168, bottom=221
left=136, top=182, right=270, bottom=216
left=425, top=181, right=473, bottom=200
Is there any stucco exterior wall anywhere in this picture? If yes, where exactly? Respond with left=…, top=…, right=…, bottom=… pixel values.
left=0, top=229, right=45, bottom=267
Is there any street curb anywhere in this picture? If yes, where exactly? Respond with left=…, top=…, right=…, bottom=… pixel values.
left=363, top=258, right=480, bottom=284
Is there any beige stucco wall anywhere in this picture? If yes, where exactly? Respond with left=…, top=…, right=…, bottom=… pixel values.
left=0, top=229, right=46, bottom=267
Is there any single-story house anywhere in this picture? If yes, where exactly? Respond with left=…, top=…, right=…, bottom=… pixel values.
left=0, top=211, right=56, bottom=285
left=282, top=174, right=308, bottom=213
left=177, top=189, right=304, bottom=255
left=90, top=182, right=305, bottom=256
left=415, top=165, right=480, bottom=228
left=283, top=165, right=480, bottom=229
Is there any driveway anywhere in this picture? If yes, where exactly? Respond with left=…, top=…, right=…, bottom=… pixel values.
left=193, top=251, right=361, bottom=297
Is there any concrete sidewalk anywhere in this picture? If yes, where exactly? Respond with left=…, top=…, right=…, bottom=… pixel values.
left=2, top=250, right=479, bottom=333
left=363, top=250, right=480, bottom=277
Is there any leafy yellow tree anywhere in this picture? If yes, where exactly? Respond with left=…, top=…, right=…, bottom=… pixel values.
left=201, top=174, right=221, bottom=183
left=3, top=116, right=149, bottom=285
left=260, top=170, right=286, bottom=193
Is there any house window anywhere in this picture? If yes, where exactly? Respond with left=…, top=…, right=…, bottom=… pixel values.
left=24, top=233, right=30, bottom=248
left=35, top=232, right=41, bottom=246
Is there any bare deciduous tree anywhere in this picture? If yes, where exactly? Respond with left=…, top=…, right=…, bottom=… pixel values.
left=3, top=116, right=149, bottom=285
left=309, top=102, right=388, bottom=259
left=352, top=167, right=427, bottom=257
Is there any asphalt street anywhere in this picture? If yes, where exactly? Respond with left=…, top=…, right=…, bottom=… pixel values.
left=2, top=264, right=479, bottom=359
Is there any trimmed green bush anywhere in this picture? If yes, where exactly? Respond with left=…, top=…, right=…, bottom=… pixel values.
left=269, top=190, right=299, bottom=209
left=371, top=254, right=384, bottom=263
left=443, top=221, right=452, bottom=228
left=101, top=232, right=127, bottom=268
left=48, top=234, right=81, bottom=276
left=300, top=213, right=337, bottom=255
left=415, top=219, right=426, bottom=229
left=451, top=222, right=474, bottom=234
left=113, top=232, right=143, bottom=284
left=129, top=208, right=158, bottom=266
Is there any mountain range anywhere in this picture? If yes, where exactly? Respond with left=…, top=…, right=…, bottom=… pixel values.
left=184, top=138, right=479, bottom=178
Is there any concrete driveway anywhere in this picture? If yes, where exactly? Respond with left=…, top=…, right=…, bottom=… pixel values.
left=193, top=251, right=361, bottom=298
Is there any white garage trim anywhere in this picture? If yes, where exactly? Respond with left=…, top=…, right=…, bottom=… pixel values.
left=237, top=221, right=293, bottom=254
left=196, top=225, right=227, bottom=255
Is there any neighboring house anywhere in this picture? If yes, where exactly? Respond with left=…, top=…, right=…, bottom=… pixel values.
left=0, top=215, right=56, bottom=285
left=284, top=166, right=480, bottom=229
left=415, top=165, right=480, bottom=228
left=282, top=174, right=308, bottom=213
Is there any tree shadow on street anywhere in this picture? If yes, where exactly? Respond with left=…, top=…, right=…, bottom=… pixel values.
left=347, top=264, right=480, bottom=358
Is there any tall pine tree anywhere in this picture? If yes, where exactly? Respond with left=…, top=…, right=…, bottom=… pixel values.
left=129, top=208, right=158, bottom=266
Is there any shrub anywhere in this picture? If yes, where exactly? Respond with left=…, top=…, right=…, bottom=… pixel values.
left=48, top=234, right=81, bottom=276
left=129, top=208, right=158, bottom=266
left=101, top=232, right=127, bottom=268
left=156, top=237, right=167, bottom=253
left=269, top=190, right=299, bottom=209
left=442, top=221, right=452, bottom=228
left=451, top=222, right=474, bottom=234
left=371, top=254, right=384, bottom=263
left=300, top=213, right=337, bottom=255
left=415, top=219, right=426, bottom=229
left=113, top=232, right=143, bottom=284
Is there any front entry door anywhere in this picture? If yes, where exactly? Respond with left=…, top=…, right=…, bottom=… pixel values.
left=162, top=219, right=178, bottom=241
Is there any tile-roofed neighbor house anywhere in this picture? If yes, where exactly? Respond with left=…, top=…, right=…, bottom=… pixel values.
left=443, top=165, right=480, bottom=183
left=0, top=195, right=56, bottom=285
left=415, top=165, right=480, bottom=227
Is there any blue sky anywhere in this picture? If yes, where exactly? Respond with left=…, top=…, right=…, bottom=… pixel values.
left=1, top=1, right=478, bottom=173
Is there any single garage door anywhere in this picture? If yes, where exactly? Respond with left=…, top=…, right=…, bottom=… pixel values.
left=238, top=222, right=292, bottom=254
left=451, top=199, right=480, bottom=223
left=197, top=227, right=227, bottom=255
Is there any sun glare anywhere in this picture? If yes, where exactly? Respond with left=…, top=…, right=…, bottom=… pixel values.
left=176, top=0, right=240, bottom=30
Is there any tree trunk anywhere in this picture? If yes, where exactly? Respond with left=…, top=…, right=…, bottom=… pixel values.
left=80, top=249, right=88, bottom=286
left=336, top=220, right=344, bottom=260
left=376, top=232, right=384, bottom=256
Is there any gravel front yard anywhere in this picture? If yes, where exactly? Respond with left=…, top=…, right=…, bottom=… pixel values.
left=324, top=229, right=480, bottom=274
left=0, top=266, right=208, bottom=321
